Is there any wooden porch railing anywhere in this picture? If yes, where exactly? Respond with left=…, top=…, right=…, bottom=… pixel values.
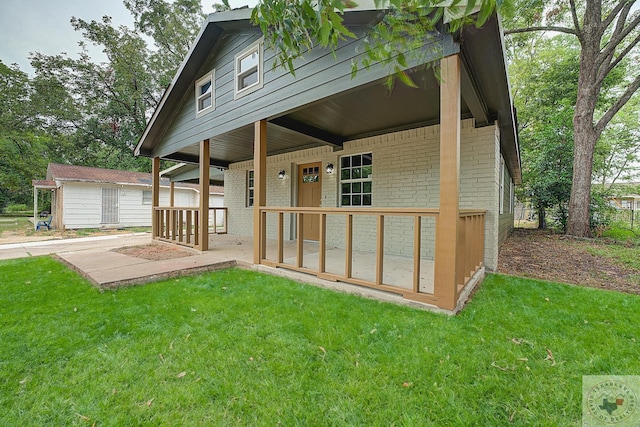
left=257, top=207, right=485, bottom=305
left=153, top=207, right=228, bottom=249
left=456, top=211, right=485, bottom=300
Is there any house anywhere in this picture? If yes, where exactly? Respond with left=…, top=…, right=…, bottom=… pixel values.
left=32, top=163, right=225, bottom=231
left=607, top=182, right=640, bottom=210
left=134, top=6, right=521, bottom=311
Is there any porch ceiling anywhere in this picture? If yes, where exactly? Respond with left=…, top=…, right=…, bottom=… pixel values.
left=163, top=66, right=474, bottom=165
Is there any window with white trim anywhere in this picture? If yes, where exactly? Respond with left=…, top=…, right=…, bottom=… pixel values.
left=499, top=157, right=505, bottom=215
left=195, top=70, right=214, bottom=117
left=510, top=180, right=514, bottom=214
left=247, top=170, right=254, bottom=207
left=142, top=190, right=152, bottom=205
left=234, top=41, right=263, bottom=98
left=340, top=153, right=372, bottom=207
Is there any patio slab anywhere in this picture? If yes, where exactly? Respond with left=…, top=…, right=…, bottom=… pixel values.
left=2, top=233, right=445, bottom=312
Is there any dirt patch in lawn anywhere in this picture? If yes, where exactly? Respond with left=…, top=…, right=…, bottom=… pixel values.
left=112, top=244, right=196, bottom=261
left=498, top=228, right=640, bottom=294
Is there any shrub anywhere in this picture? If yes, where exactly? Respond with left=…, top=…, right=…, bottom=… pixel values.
left=4, top=204, right=30, bottom=213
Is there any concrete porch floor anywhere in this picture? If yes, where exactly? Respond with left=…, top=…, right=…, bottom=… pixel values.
left=46, top=233, right=441, bottom=311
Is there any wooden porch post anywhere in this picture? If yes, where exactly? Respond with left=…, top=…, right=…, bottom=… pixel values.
left=199, top=139, right=210, bottom=251
left=434, top=54, right=461, bottom=311
left=169, top=182, right=175, bottom=207
left=152, top=157, right=160, bottom=239
left=253, top=120, right=267, bottom=264
left=33, top=185, right=38, bottom=231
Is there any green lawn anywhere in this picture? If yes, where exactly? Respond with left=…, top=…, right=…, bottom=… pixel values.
left=1, top=257, right=639, bottom=425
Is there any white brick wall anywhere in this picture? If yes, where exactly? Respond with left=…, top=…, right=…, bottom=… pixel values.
left=225, top=119, right=506, bottom=270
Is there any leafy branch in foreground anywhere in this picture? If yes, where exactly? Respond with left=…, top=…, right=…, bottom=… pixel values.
left=252, top=0, right=501, bottom=87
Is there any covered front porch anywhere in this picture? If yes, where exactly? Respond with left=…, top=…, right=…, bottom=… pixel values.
left=148, top=55, right=488, bottom=311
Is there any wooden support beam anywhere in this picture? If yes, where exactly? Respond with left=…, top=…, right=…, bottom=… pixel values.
left=152, top=157, right=160, bottom=239
left=198, top=139, right=210, bottom=251
left=253, top=120, right=267, bottom=264
left=434, top=54, right=461, bottom=311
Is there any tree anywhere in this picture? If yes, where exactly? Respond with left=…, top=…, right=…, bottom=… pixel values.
left=28, top=0, right=204, bottom=172
left=504, top=0, right=640, bottom=237
left=508, top=36, right=577, bottom=229
left=0, top=61, right=51, bottom=208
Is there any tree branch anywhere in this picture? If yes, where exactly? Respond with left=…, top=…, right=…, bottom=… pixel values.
left=569, top=0, right=583, bottom=39
left=597, top=31, right=640, bottom=88
left=595, top=74, right=640, bottom=135
left=601, top=7, right=640, bottom=59
left=504, top=26, right=577, bottom=36
left=602, top=0, right=632, bottom=31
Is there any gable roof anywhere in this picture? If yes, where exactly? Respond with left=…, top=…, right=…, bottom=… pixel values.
left=44, top=163, right=223, bottom=194
left=135, top=7, right=521, bottom=184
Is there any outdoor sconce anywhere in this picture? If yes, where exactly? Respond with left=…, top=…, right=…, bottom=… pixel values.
left=278, top=170, right=286, bottom=180
left=326, top=163, right=334, bottom=175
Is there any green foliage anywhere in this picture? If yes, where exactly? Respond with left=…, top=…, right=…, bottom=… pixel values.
left=509, top=37, right=577, bottom=229
left=1, top=260, right=640, bottom=424
left=252, top=0, right=501, bottom=87
left=0, top=61, right=52, bottom=207
left=589, top=186, right=616, bottom=232
left=4, top=204, right=29, bottom=213
left=600, top=222, right=640, bottom=243
left=0, top=1, right=201, bottom=208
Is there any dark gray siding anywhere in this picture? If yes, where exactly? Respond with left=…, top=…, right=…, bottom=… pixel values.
left=153, top=28, right=457, bottom=159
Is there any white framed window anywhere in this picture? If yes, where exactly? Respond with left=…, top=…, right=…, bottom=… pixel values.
left=195, top=70, right=214, bottom=117
left=234, top=40, right=263, bottom=99
left=142, top=190, right=152, bottom=205
left=340, top=153, right=372, bottom=207
left=510, top=180, right=514, bottom=214
left=247, top=170, right=254, bottom=207
left=499, top=157, right=505, bottom=215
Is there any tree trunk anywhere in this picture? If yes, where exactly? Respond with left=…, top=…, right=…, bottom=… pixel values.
left=567, top=124, right=598, bottom=237
left=566, top=4, right=601, bottom=238
left=537, top=207, right=546, bottom=229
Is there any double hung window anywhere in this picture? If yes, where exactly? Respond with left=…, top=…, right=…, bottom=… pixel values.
left=340, top=153, right=372, bottom=207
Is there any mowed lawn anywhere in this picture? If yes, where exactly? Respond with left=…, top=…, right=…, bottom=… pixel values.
left=1, top=257, right=639, bottom=425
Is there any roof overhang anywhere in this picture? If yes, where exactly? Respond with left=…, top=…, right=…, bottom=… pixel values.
left=160, top=163, right=225, bottom=185
left=136, top=7, right=521, bottom=184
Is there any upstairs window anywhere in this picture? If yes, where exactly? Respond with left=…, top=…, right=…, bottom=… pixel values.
left=234, top=40, right=263, bottom=98
left=195, top=71, right=214, bottom=117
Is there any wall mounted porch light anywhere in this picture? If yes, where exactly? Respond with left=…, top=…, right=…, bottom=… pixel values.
left=278, top=170, right=286, bottom=180
left=326, top=163, right=334, bottom=175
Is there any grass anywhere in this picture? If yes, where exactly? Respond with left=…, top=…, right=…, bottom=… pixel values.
left=0, top=216, right=34, bottom=237
left=586, top=222, right=640, bottom=280
left=1, top=258, right=639, bottom=425
left=0, top=216, right=151, bottom=239
left=601, top=222, right=640, bottom=244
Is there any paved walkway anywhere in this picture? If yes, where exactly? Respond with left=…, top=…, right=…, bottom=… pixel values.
left=0, top=233, right=440, bottom=311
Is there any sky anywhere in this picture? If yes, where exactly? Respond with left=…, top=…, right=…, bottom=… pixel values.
left=0, top=0, right=256, bottom=76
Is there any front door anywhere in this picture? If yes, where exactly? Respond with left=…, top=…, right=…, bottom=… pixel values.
left=297, top=162, right=322, bottom=240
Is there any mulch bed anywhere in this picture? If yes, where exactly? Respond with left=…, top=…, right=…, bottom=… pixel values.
left=112, top=244, right=196, bottom=261
left=497, top=228, right=640, bottom=295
